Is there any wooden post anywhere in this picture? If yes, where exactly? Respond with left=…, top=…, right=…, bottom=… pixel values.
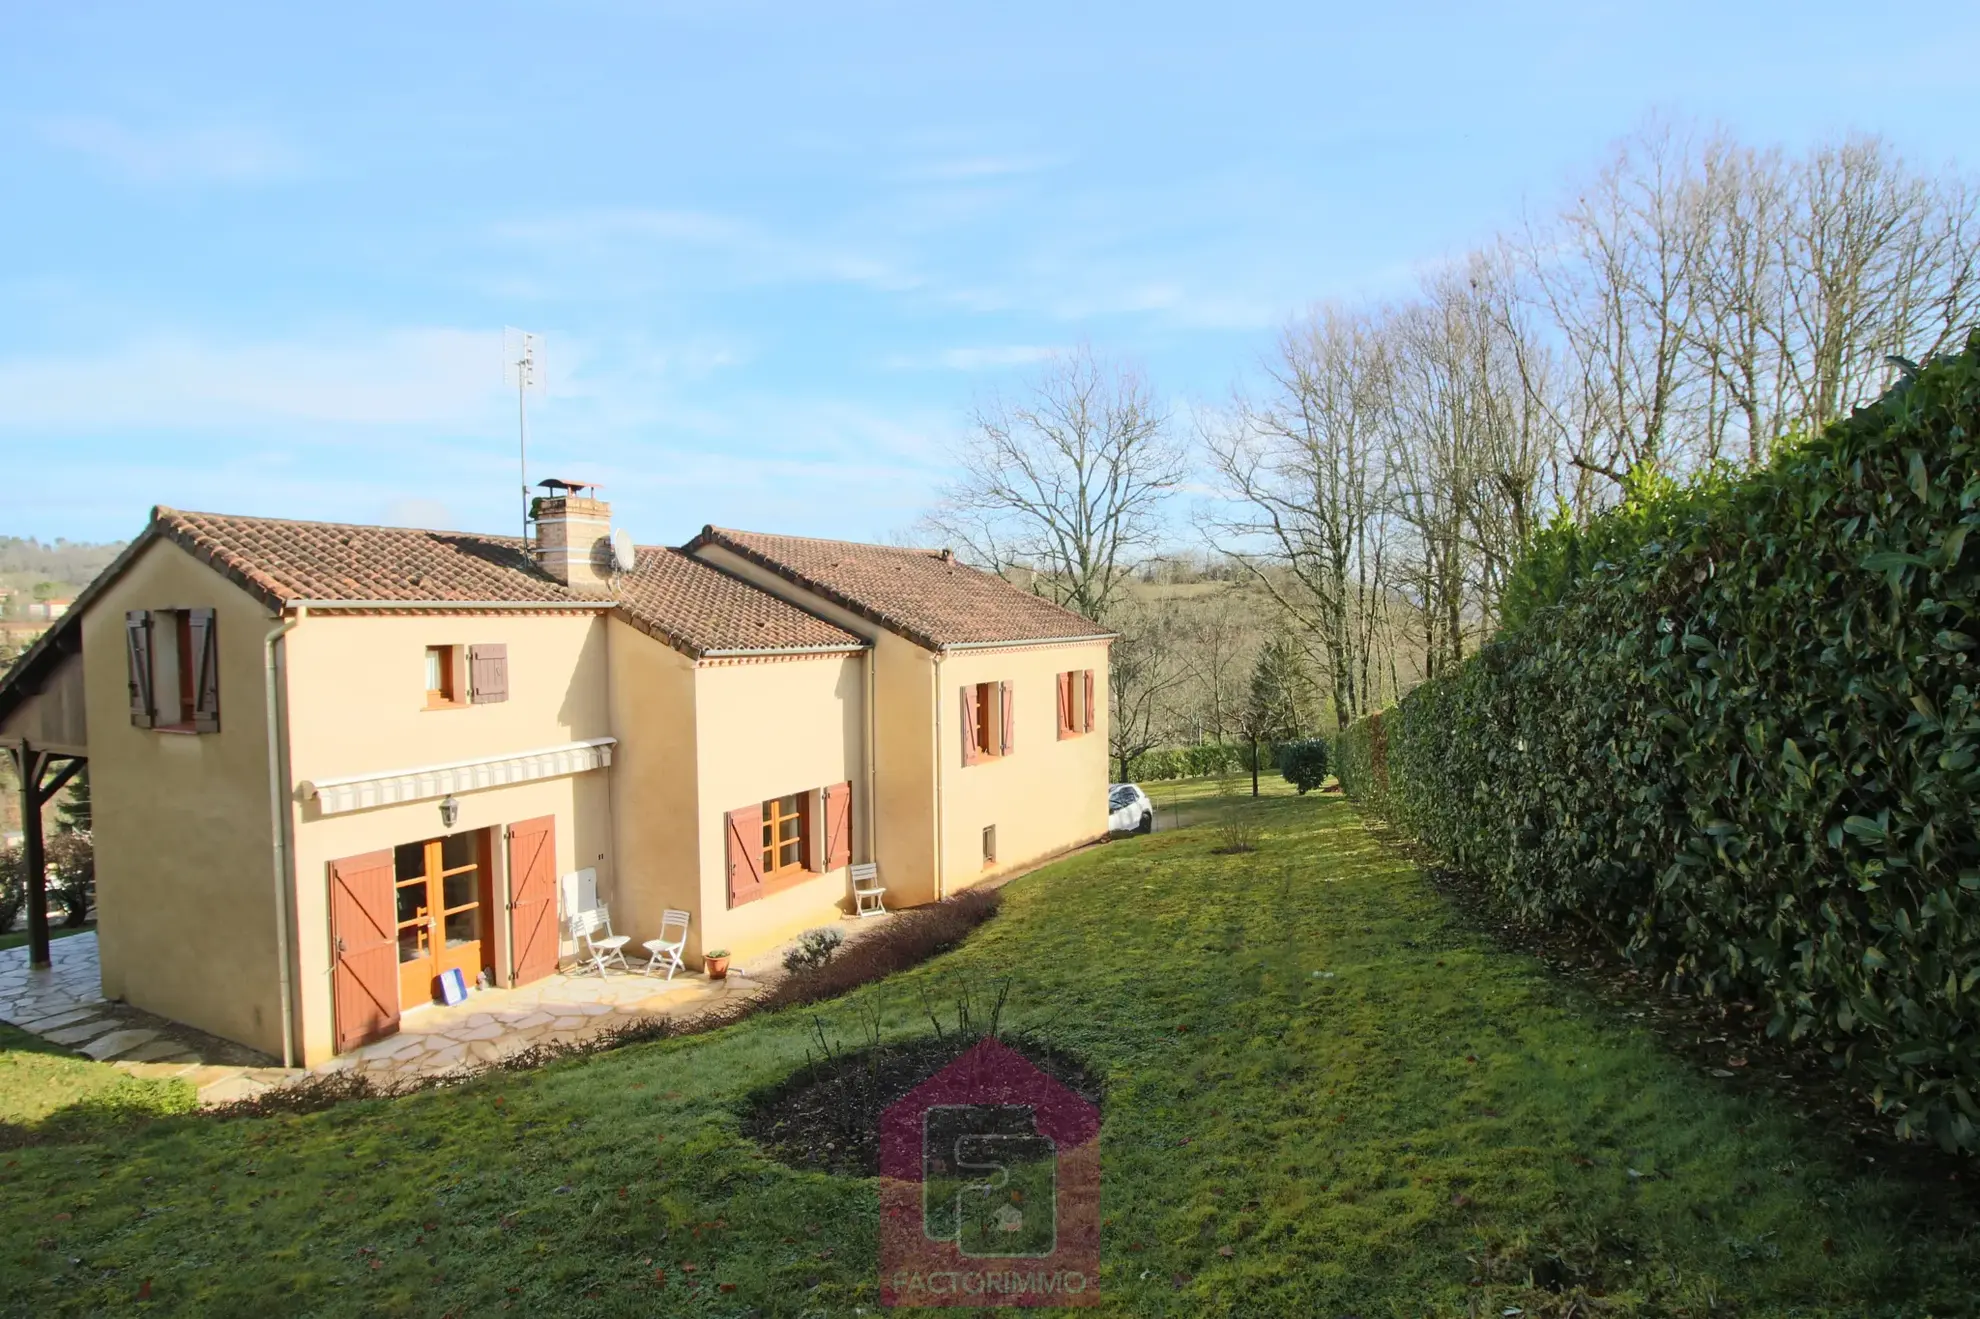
left=16, top=741, right=51, bottom=970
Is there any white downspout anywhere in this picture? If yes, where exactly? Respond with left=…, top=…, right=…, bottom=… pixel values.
left=865, top=641, right=877, bottom=864
left=931, top=650, right=946, bottom=901
left=264, top=606, right=305, bottom=1068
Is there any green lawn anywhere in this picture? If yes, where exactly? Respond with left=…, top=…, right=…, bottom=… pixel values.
left=0, top=1023, right=193, bottom=1128
left=0, top=921, right=94, bottom=955
left=2, top=794, right=1974, bottom=1316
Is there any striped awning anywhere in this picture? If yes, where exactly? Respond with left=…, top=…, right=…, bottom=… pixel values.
left=300, top=737, right=616, bottom=816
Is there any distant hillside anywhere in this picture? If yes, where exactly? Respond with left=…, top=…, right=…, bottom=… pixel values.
left=0, top=536, right=127, bottom=607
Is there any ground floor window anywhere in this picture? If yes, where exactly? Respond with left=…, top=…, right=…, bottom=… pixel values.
left=762, top=792, right=809, bottom=877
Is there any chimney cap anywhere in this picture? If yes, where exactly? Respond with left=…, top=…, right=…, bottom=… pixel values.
left=537, top=477, right=603, bottom=497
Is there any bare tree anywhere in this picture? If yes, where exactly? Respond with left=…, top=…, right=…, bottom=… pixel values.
left=1171, top=585, right=1259, bottom=743
left=1204, top=308, right=1393, bottom=728
left=1776, top=135, right=1980, bottom=433
left=924, top=346, right=1186, bottom=623
left=1522, top=120, right=1710, bottom=485
left=1106, top=597, right=1187, bottom=782
left=1522, top=122, right=1979, bottom=485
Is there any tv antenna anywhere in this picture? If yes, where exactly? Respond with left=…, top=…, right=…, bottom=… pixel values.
left=503, top=328, right=545, bottom=543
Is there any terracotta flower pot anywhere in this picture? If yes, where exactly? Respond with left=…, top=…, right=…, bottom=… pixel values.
left=705, top=953, right=731, bottom=979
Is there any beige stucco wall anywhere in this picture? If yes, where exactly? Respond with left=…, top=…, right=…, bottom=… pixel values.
left=933, top=642, right=1112, bottom=894
left=81, top=539, right=285, bottom=1055
left=282, top=609, right=615, bottom=1064
left=691, top=651, right=866, bottom=963
left=604, top=619, right=700, bottom=958
left=683, top=542, right=1109, bottom=906
left=685, top=545, right=942, bottom=903
left=871, top=632, right=939, bottom=904
left=0, top=647, right=87, bottom=753
left=283, top=611, right=612, bottom=782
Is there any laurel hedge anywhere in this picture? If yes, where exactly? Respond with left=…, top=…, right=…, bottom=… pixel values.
left=1337, top=333, right=1980, bottom=1152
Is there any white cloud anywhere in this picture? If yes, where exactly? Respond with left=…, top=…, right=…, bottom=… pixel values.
left=0, top=329, right=506, bottom=429
left=492, top=208, right=917, bottom=292
left=38, top=117, right=299, bottom=183
left=881, top=344, right=1062, bottom=371
left=383, top=498, right=456, bottom=530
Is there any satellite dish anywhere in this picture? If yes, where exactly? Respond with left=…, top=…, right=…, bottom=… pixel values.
left=610, top=527, right=637, bottom=574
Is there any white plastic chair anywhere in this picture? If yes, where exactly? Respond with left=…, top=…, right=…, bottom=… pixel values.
left=571, top=907, right=631, bottom=976
left=851, top=862, right=887, bottom=918
left=641, top=909, right=691, bottom=980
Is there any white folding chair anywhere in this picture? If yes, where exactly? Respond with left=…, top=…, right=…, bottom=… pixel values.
left=851, top=862, right=887, bottom=918
left=571, top=907, right=631, bottom=976
left=641, top=909, right=691, bottom=980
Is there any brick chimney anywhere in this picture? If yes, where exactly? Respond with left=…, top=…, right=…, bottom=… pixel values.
left=532, top=479, right=615, bottom=596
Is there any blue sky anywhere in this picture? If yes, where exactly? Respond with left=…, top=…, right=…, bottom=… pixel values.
left=3, top=2, right=1975, bottom=547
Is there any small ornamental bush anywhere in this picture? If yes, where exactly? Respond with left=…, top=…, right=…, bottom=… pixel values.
left=46, top=832, right=94, bottom=928
left=1275, top=739, right=1331, bottom=794
left=1338, top=333, right=1980, bottom=1152
left=0, top=847, right=23, bottom=934
left=782, top=926, right=845, bottom=975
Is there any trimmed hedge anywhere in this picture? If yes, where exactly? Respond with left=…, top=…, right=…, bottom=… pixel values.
left=1126, top=741, right=1252, bottom=783
left=1339, top=334, right=1980, bottom=1152
left=1331, top=712, right=1389, bottom=813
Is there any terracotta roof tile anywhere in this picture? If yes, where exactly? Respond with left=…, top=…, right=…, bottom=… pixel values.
left=157, top=508, right=577, bottom=607
left=687, top=526, right=1112, bottom=649
left=149, top=509, right=862, bottom=658
left=614, top=547, right=864, bottom=655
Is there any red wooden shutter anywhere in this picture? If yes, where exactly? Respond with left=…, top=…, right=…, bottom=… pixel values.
left=727, top=804, right=766, bottom=906
left=960, top=687, right=981, bottom=766
left=470, top=643, right=509, bottom=703
left=125, top=611, right=155, bottom=728
left=1083, top=669, right=1096, bottom=733
left=823, top=781, right=853, bottom=870
left=330, top=849, right=400, bottom=1053
left=507, top=815, right=559, bottom=985
left=999, top=681, right=1015, bottom=756
left=1056, top=671, right=1072, bottom=740
left=188, top=608, right=221, bottom=733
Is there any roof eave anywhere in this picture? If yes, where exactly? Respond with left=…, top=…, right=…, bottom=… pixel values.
left=938, top=632, right=1118, bottom=652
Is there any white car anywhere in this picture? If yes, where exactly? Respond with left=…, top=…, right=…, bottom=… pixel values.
left=1108, top=783, right=1153, bottom=835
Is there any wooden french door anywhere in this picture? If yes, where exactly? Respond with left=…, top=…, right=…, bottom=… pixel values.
left=507, top=816, right=558, bottom=987
left=393, top=831, right=490, bottom=1007
left=331, top=850, right=400, bottom=1053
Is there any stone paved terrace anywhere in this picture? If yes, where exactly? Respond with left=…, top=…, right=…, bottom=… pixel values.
left=0, top=927, right=835, bottom=1106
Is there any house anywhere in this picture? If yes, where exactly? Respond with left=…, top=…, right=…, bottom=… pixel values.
left=0, top=490, right=1112, bottom=1065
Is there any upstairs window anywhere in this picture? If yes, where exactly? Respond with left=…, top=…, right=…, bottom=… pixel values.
left=425, top=645, right=462, bottom=708
left=960, top=680, right=1013, bottom=766
left=426, top=643, right=508, bottom=709
left=125, top=608, right=219, bottom=733
left=1057, top=669, right=1096, bottom=739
